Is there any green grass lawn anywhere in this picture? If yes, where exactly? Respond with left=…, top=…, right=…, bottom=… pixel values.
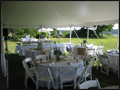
left=4, top=35, right=118, bottom=53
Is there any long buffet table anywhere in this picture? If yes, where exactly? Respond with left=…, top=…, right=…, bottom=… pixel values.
left=42, top=43, right=75, bottom=53
left=24, top=43, right=75, bottom=60
left=15, top=45, right=37, bottom=56
left=15, top=43, right=75, bottom=57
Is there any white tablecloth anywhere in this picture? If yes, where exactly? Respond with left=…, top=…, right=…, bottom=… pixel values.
left=42, top=43, right=75, bottom=53
left=15, top=45, right=37, bottom=56
left=104, top=53, right=119, bottom=72
left=36, top=60, right=84, bottom=89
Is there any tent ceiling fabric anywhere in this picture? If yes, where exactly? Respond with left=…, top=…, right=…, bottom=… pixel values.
left=2, top=1, right=119, bottom=29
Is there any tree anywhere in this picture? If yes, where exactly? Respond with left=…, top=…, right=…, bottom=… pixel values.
left=71, top=24, right=113, bottom=38
left=51, top=29, right=57, bottom=37
left=62, top=31, right=69, bottom=38
left=96, top=24, right=113, bottom=37
left=8, top=28, right=38, bottom=41
left=8, top=28, right=19, bottom=41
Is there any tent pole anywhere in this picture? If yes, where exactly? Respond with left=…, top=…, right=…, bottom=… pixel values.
left=87, top=28, right=89, bottom=43
left=1, top=2, right=7, bottom=77
left=70, top=27, right=71, bottom=43
left=1, top=23, right=7, bottom=77
left=117, top=24, right=119, bottom=50
left=49, top=31, right=50, bottom=40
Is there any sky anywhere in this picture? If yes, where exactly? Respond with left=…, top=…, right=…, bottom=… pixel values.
left=113, top=23, right=118, bottom=29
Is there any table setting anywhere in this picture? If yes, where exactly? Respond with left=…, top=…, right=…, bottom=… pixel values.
left=35, top=57, right=84, bottom=89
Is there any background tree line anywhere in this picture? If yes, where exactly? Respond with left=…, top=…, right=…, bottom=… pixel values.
left=7, top=24, right=113, bottom=41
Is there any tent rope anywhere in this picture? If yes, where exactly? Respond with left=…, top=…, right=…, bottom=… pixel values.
left=73, top=29, right=81, bottom=43
left=92, top=30, right=103, bottom=45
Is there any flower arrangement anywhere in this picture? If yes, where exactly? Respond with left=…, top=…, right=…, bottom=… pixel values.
left=54, top=49, right=62, bottom=61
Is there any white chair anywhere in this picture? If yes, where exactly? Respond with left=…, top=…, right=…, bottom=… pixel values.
left=22, top=59, right=36, bottom=89
left=95, top=50, right=104, bottom=71
left=77, top=78, right=101, bottom=89
left=35, top=67, right=56, bottom=89
left=59, top=67, right=77, bottom=89
left=97, top=53, right=113, bottom=75
left=24, top=57, right=35, bottom=68
left=77, top=59, right=94, bottom=84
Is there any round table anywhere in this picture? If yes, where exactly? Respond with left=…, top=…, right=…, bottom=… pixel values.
left=35, top=59, right=84, bottom=89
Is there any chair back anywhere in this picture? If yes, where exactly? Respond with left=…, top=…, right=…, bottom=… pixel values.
left=77, top=65, right=88, bottom=83
left=99, top=54, right=110, bottom=65
left=47, top=68, right=56, bottom=89
left=100, top=54, right=114, bottom=70
left=77, top=78, right=101, bottom=89
left=96, top=52, right=102, bottom=62
left=77, top=61, right=94, bottom=84
left=22, top=60, right=36, bottom=84
left=59, top=67, right=76, bottom=75
left=24, top=57, right=35, bottom=68
left=59, top=67, right=77, bottom=89
left=35, top=67, right=56, bottom=89
left=86, top=61, right=94, bottom=74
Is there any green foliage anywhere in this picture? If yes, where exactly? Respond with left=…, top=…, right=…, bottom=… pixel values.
left=71, top=24, right=113, bottom=38
left=72, top=30, right=77, bottom=37
left=96, top=24, right=113, bottom=37
left=65, top=33, right=70, bottom=38
left=54, top=49, right=62, bottom=61
left=36, top=32, right=48, bottom=39
left=51, top=29, right=57, bottom=37
left=36, top=32, right=41, bottom=39
left=62, top=31, right=69, bottom=38
left=41, top=32, right=48, bottom=38
left=74, top=27, right=88, bottom=37
left=24, top=28, right=38, bottom=37
left=8, top=28, right=38, bottom=39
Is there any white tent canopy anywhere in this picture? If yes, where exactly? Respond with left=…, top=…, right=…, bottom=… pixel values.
left=1, top=1, right=119, bottom=77
left=2, top=1, right=119, bottom=28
